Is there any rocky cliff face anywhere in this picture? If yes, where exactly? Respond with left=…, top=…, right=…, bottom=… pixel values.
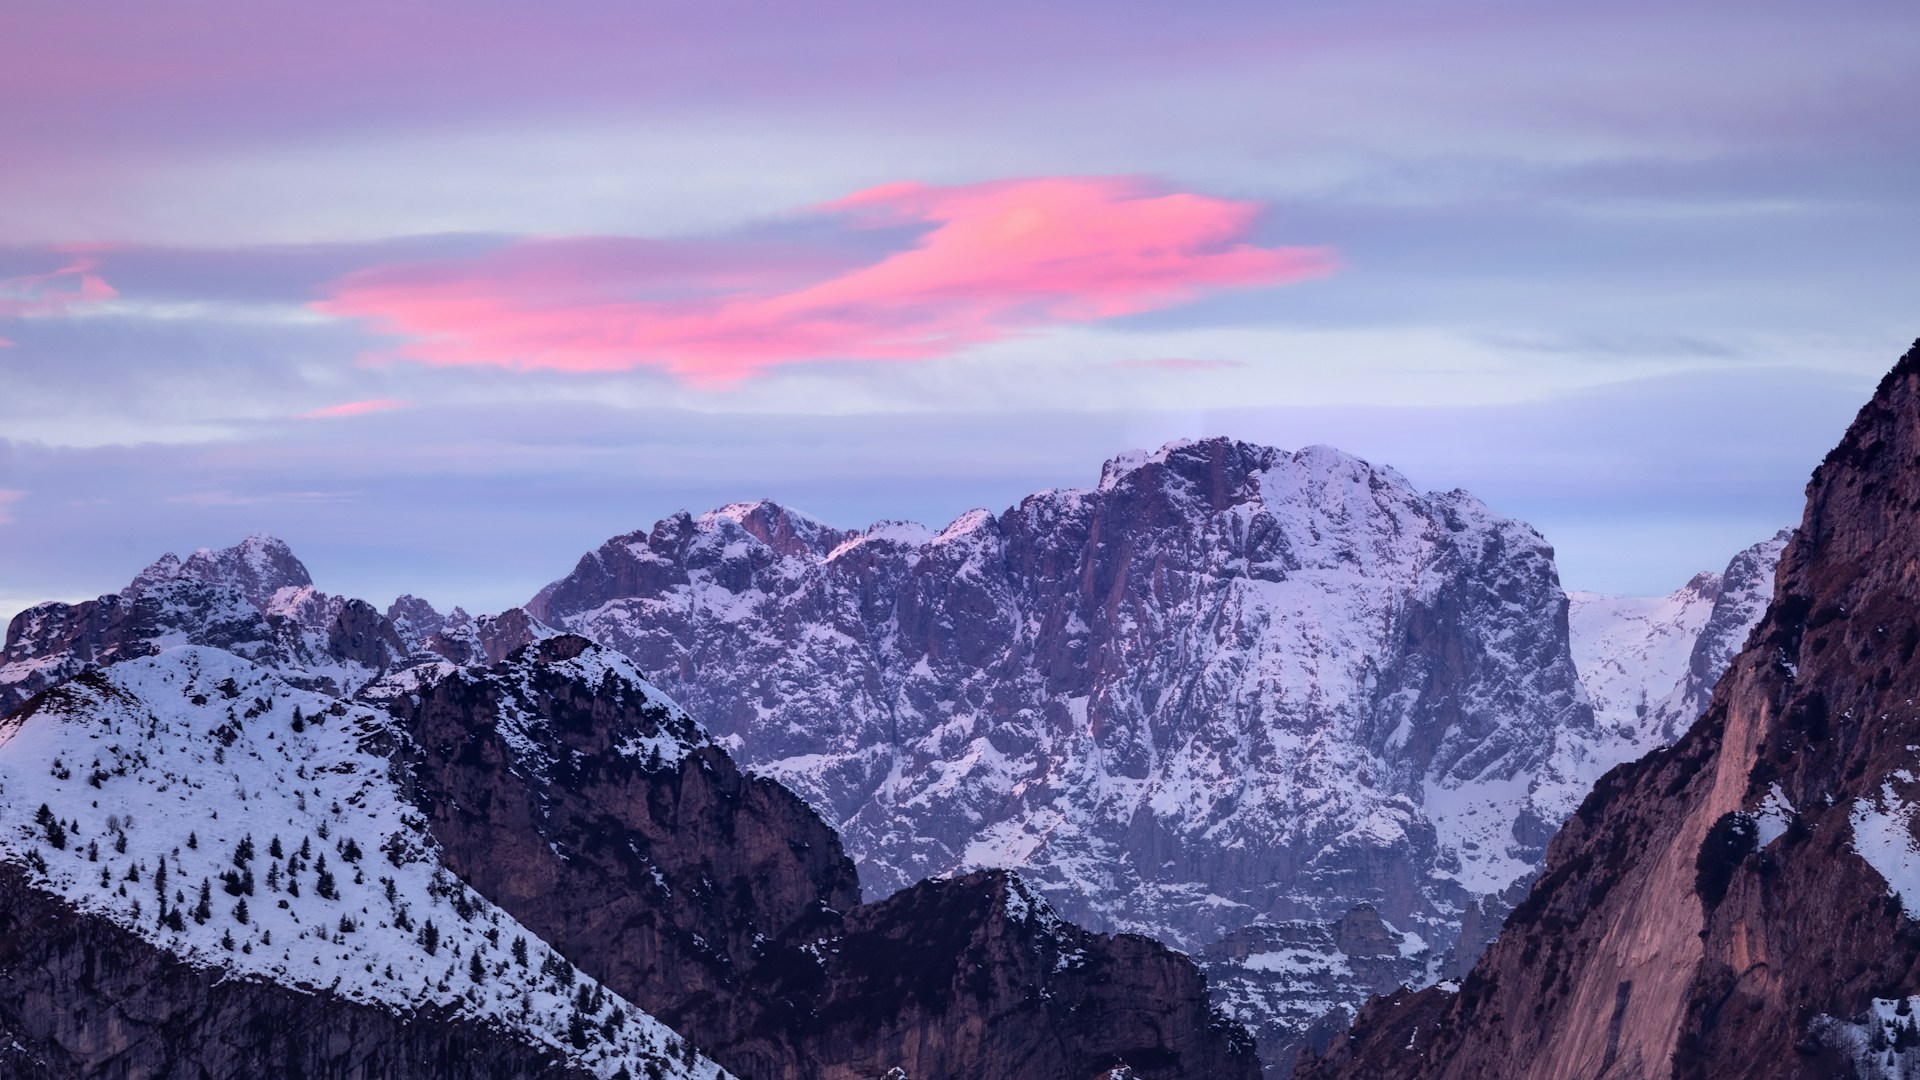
left=525, top=439, right=1668, bottom=1070
left=1299, top=339, right=1920, bottom=1080
left=0, top=565, right=1254, bottom=1080
left=776, top=868, right=1257, bottom=1080
left=388, top=635, right=860, bottom=1071
left=394, top=636, right=1260, bottom=1080
left=529, top=440, right=1604, bottom=948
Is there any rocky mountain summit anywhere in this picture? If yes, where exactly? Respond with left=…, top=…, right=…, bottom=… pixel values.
left=0, top=534, right=408, bottom=716
left=525, top=438, right=1783, bottom=1070
left=1300, top=339, right=1920, bottom=1080
left=529, top=441, right=1602, bottom=946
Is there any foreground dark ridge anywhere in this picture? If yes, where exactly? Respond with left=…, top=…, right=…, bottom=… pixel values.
left=1299, top=338, right=1920, bottom=1080
left=0, top=863, right=594, bottom=1080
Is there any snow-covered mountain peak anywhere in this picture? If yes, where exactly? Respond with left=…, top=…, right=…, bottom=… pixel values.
left=128, top=534, right=315, bottom=613
left=385, top=593, right=447, bottom=647
left=0, top=645, right=729, bottom=1080
left=699, top=500, right=845, bottom=558
left=530, top=435, right=1589, bottom=939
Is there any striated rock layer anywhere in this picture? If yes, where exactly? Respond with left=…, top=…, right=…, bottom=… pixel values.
left=1299, top=338, right=1920, bottom=1080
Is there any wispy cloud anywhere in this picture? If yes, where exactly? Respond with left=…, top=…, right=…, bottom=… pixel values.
left=0, top=257, right=117, bottom=320
left=315, top=177, right=1334, bottom=384
left=299, top=398, right=411, bottom=419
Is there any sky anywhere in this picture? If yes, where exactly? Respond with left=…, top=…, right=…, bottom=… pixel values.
left=2, top=0, right=1916, bottom=622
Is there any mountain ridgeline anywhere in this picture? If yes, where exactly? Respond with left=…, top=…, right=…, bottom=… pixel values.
left=0, top=554, right=1256, bottom=1077
left=0, top=435, right=1790, bottom=1077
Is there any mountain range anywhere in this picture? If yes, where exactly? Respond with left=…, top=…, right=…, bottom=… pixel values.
left=0, top=438, right=1790, bottom=1077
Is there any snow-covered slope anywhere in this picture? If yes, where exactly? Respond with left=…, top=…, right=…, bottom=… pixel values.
left=1568, top=576, right=1721, bottom=748
left=0, top=646, right=727, bottom=1080
left=1568, top=529, right=1790, bottom=753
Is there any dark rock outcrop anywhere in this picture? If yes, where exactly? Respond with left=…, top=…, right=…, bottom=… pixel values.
left=392, top=636, right=1259, bottom=1080
left=773, top=869, right=1258, bottom=1080
left=392, top=635, right=859, bottom=1067
left=1298, top=339, right=1920, bottom=1080
left=0, top=863, right=591, bottom=1079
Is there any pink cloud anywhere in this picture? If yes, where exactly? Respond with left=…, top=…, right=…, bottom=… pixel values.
left=299, top=398, right=411, bottom=419
left=0, top=490, right=23, bottom=524
left=316, top=177, right=1334, bottom=385
left=0, top=257, right=117, bottom=318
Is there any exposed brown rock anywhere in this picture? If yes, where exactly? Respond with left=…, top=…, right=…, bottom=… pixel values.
left=1298, top=339, right=1920, bottom=1080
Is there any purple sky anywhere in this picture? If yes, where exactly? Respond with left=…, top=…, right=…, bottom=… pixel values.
left=2, top=0, right=1916, bottom=620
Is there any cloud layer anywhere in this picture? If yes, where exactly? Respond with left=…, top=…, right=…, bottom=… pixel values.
left=316, top=178, right=1333, bottom=383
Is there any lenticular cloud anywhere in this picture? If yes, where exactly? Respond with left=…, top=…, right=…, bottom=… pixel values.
left=315, top=177, right=1334, bottom=384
